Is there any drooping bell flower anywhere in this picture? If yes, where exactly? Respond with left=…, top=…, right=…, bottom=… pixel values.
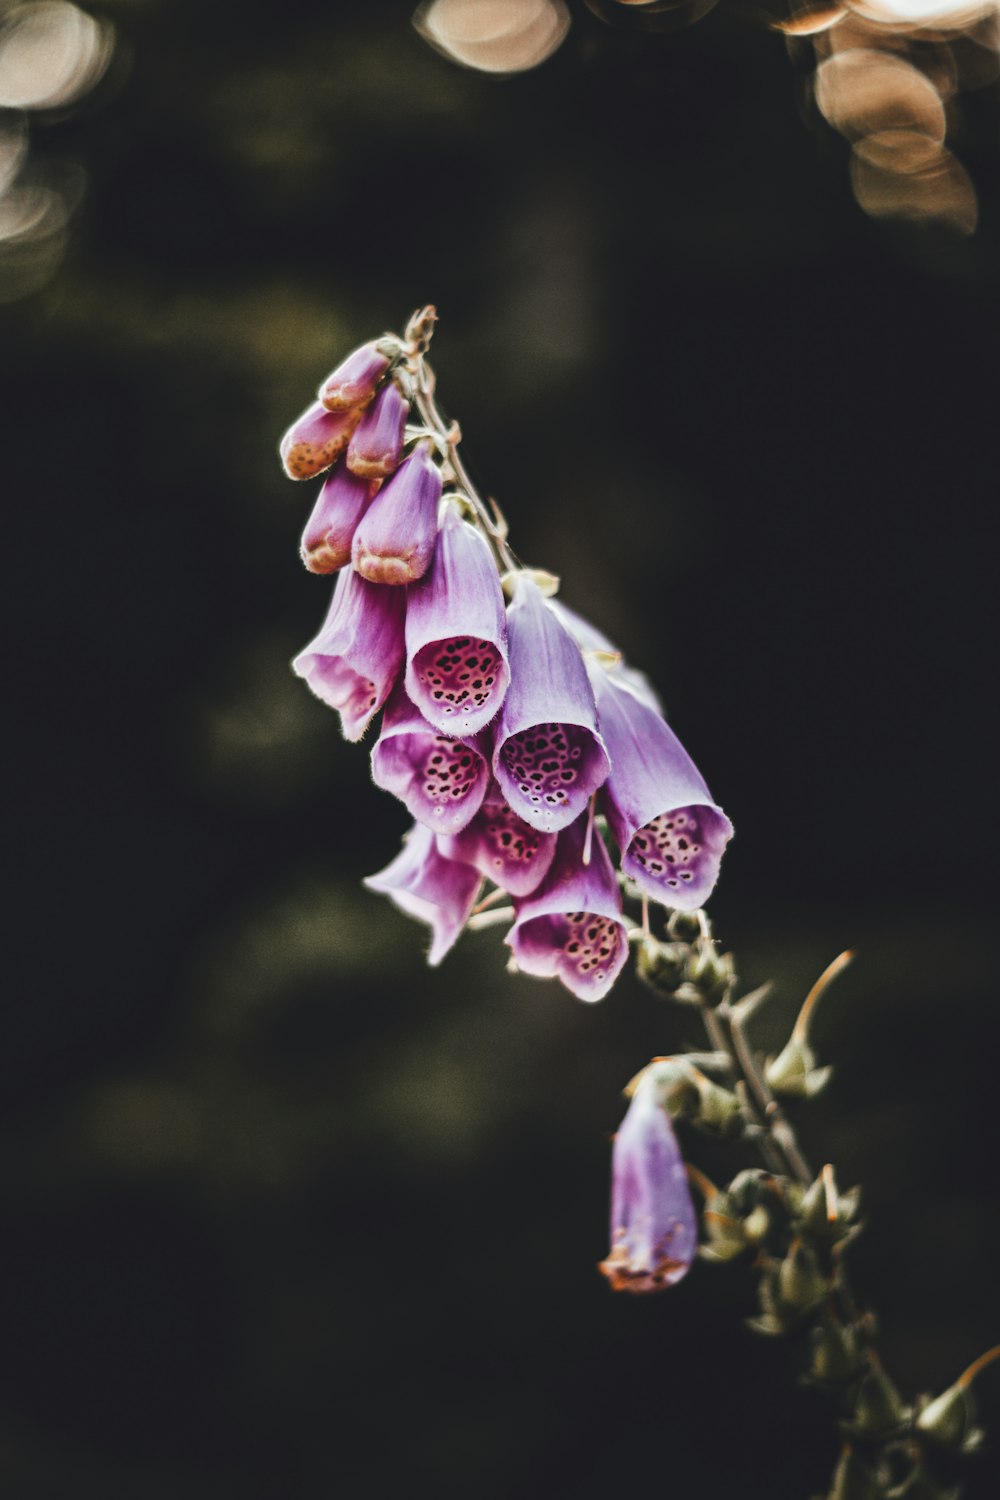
left=347, top=381, right=410, bottom=479
left=280, top=400, right=364, bottom=481
left=371, top=681, right=490, bottom=835
left=300, top=466, right=379, bottom=574
left=292, top=566, right=405, bottom=741
left=492, top=574, right=610, bottom=832
left=589, top=663, right=732, bottom=912
left=599, top=1070, right=698, bottom=1293
left=404, top=505, right=510, bottom=737
left=505, top=812, right=628, bottom=1001
left=439, top=786, right=557, bottom=897
left=364, top=823, right=482, bottom=966
left=352, top=444, right=442, bottom=586
left=319, top=341, right=391, bottom=411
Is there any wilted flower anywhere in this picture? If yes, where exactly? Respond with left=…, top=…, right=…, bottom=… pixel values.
left=347, top=381, right=410, bottom=479
left=319, top=341, right=391, bottom=412
left=439, top=784, right=557, bottom=895
left=404, top=504, right=511, bottom=737
left=589, top=663, right=732, bottom=911
left=364, top=822, right=482, bottom=965
left=371, top=680, right=490, bottom=835
left=599, top=1070, right=698, bottom=1293
left=352, top=443, right=442, bottom=586
left=300, top=466, right=379, bottom=574
left=506, top=812, right=628, bottom=1001
left=493, top=574, right=610, bottom=832
left=292, top=565, right=405, bottom=741
left=280, top=399, right=364, bottom=482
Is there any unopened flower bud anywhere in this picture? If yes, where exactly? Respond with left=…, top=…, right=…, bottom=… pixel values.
left=778, top=1237, right=827, bottom=1313
left=690, top=1073, right=743, bottom=1138
left=916, top=1382, right=974, bottom=1451
left=798, top=1167, right=861, bottom=1241
left=347, top=381, right=410, bottom=478
left=667, top=910, right=702, bottom=944
left=765, top=1034, right=831, bottom=1100
left=352, top=446, right=442, bottom=586
left=701, top=1190, right=747, bottom=1261
left=636, top=937, right=688, bottom=993
left=808, top=1320, right=861, bottom=1385
left=827, top=1446, right=881, bottom=1500
left=852, top=1366, right=908, bottom=1437
left=319, top=341, right=391, bottom=411
left=686, top=943, right=731, bottom=1002
left=300, top=467, right=378, bottom=574
left=280, top=400, right=363, bottom=481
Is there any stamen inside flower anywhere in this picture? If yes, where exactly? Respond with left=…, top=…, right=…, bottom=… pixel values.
left=499, top=722, right=589, bottom=814
left=422, top=736, right=481, bottom=806
left=627, top=808, right=708, bottom=892
left=413, top=636, right=504, bottom=719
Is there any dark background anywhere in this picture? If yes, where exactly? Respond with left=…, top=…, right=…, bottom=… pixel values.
left=3, top=1, right=999, bottom=1495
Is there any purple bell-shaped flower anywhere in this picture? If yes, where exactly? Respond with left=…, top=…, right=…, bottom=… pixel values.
left=371, top=681, right=490, bottom=835
left=439, top=785, right=557, bottom=897
left=364, top=823, right=482, bottom=966
left=506, top=812, right=628, bottom=1001
left=404, top=505, right=510, bottom=737
left=292, top=566, right=405, bottom=741
left=599, top=1070, right=698, bottom=1293
left=492, top=575, right=610, bottom=832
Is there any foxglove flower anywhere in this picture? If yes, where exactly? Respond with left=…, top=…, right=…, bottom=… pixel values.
left=439, top=786, right=557, bottom=896
left=364, top=823, right=482, bottom=966
left=506, top=812, right=627, bottom=1001
left=300, top=466, right=379, bottom=574
left=492, top=575, right=610, bottom=832
left=352, top=445, right=442, bottom=586
left=548, top=597, right=663, bottom=714
left=589, top=664, right=732, bottom=911
left=319, top=341, right=390, bottom=412
left=405, top=505, right=511, bottom=736
left=280, top=400, right=364, bottom=481
left=292, top=566, right=405, bottom=741
left=371, top=681, right=490, bottom=835
left=599, top=1070, right=698, bottom=1293
left=347, top=381, right=410, bottom=479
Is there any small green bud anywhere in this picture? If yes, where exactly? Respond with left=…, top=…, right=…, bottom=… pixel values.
left=808, top=1321, right=861, bottom=1385
left=851, top=1366, right=908, bottom=1436
left=765, top=1035, right=832, bottom=1099
left=667, top=910, right=703, bottom=943
left=798, top=1167, right=862, bottom=1241
left=915, top=1381, right=973, bottom=1450
left=778, top=1237, right=828, bottom=1313
left=691, top=1075, right=743, bottom=1138
left=685, top=943, right=731, bottom=1003
left=742, top=1204, right=772, bottom=1245
left=827, top=1446, right=880, bottom=1500
left=636, top=938, right=689, bottom=993
left=702, top=1193, right=748, bottom=1261
left=727, top=1168, right=770, bottom=1215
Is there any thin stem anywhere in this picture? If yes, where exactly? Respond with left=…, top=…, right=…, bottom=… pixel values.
left=722, top=995, right=813, bottom=1186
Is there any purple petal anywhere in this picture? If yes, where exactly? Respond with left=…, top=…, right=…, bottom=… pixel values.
left=405, top=507, right=510, bottom=736
left=590, top=666, right=732, bottom=911
left=439, top=786, right=556, bottom=897
left=492, top=575, right=609, bottom=832
left=300, top=466, right=379, bottom=574
left=364, top=823, right=482, bottom=966
left=506, top=813, right=628, bottom=1001
left=292, top=566, right=405, bottom=741
left=347, top=382, right=410, bottom=479
left=547, top=598, right=663, bottom=714
left=371, top=681, right=490, bottom=835
left=319, top=342, right=391, bottom=411
left=600, top=1072, right=697, bottom=1293
left=280, top=400, right=362, bottom=481
left=352, top=446, right=442, bottom=586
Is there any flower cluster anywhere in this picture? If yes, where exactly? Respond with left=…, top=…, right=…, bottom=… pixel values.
left=280, top=307, right=732, bottom=1003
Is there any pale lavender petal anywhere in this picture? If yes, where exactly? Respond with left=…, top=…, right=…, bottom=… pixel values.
left=280, top=400, right=362, bottom=481
left=347, top=382, right=410, bottom=479
left=300, top=466, right=379, bottom=575
left=319, top=342, right=391, bottom=411
left=590, top=665, right=732, bottom=912
left=548, top=598, right=663, bottom=714
left=352, top=446, right=442, bottom=586
left=371, top=681, right=489, bottom=835
left=492, top=575, right=609, bottom=832
left=292, top=567, right=405, bottom=742
left=439, top=786, right=556, bottom=897
left=405, top=507, right=510, bottom=736
left=506, top=814, right=627, bottom=1001
left=364, top=823, right=482, bottom=966
left=600, top=1072, right=697, bottom=1293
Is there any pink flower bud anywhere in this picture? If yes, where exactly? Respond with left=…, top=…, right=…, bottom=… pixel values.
left=318, top=342, right=391, bottom=412
left=280, top=400, right=363, bottom=482
left=300, top=466, right=379, bottom=575
left=346, top=382, right=410, bottom=480
left=352, top=446, right=442, bottom=586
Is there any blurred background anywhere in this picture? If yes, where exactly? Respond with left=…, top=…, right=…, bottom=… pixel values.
left=2, top=0, right=999, bottom=1495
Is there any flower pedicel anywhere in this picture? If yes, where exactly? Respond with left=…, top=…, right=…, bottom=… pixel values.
left=280, top=305, right=732, bottom=998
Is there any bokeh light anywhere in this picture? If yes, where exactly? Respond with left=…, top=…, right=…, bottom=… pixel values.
left=414, top=0, right=571, bottom=73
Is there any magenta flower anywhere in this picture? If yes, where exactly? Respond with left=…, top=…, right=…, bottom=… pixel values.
left=318, top=342, right=390, bottom=412
left=352, top=445, right=442, bottom=586
left=492, top=575, right=610, bottom=832
left=506, top=812, right=628, bottom=1001
left=292, top=566, right=405, bottom=741
left=599, top=1071, right=698, bottom=1294
left=279, top=400, right=363, bottom=481
left=364, top=823, right=482, bottom=966
left=347, top=381, right=410, bottom=480
left=589, top=665, right=732, bottom=911
left=371, top=681, right=490, bottom=835
left=404, top=506, right=511, bottom=737
left=439, top=787, right=557, bottom=897
left=300, top=466, right=379, bottom=575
